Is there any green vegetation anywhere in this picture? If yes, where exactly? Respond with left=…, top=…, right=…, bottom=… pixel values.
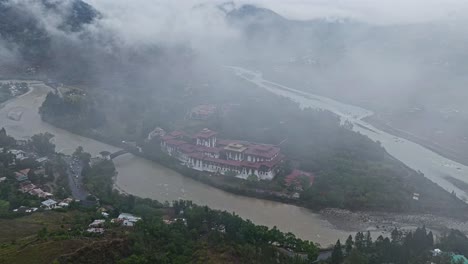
left=0, top=129, right=71, bottom=215
left=39, top=91, right=105, bottom=132
left=125, top=201, right=317, bottom=264
left=322, top=227, right=468, bottom=264
left=79, top=153, right=318, bottom=263
left=29, top=132, right=56, bottom=156
left=39, top=69, right=468, bottom=216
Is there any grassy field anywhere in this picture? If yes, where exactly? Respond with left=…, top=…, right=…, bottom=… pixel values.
left=0, top=239, right=89, bottom=264
left=0, top=211, right=97, bottom=264
left=0, top=211, right=91, bottom=244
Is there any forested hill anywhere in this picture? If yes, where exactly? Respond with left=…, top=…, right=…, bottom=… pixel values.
left=0, top=0, right=97, bottom=65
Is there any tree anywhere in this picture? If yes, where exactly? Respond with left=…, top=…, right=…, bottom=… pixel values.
left=247, top=174, right=259, bottom=182
left=355, top=232, right=364, bottom=250
left=345, top=235, right=354, bottom=254
left=344, top=249, right=369, bottom=264
left=73, top=146, right=84, bottom=157
left=331, top=240, right=344, bottom=264
left=0, top=128, right=15, bottom=148
left=30, top=133, right=55, bottom=156
left=391, top=228, right=402, bottom=244
left=74, top=146, right=91, bottom=163
left=364, top=231, right=372, bottom=249
left=427, top=231, right=434, bottom=248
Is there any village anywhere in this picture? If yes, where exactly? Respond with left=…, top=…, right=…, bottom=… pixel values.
left=0, top=129, right=150, bottom=234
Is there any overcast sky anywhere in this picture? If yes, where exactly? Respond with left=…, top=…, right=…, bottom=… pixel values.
left=88, top=0, right=468, bottom=25
left=244, top=0, right=468, bottom=24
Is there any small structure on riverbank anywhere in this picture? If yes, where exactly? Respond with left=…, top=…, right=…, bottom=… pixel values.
left=285, top=170, right=315, bottom=191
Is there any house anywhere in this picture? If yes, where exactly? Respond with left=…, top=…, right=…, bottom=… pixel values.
left=87, top=228, right=105, bottom=234
left=117, top=213, right=142, bottom=227
left=89, top=219, right=106, bottom=228
left=188, top=104, right=217, bottom=120
left=36, top=157, right=48, bottom=164
left=10, top=150, right=27, bottom=161
left=59, top=198, right=74, bottom=207
left=19, top=183, right=36, bottom=193
left=41, top=199, right=57, bottom=209
left=29, top=188, right=53, bottom=199
left=14, top=172, right=28, bottom=182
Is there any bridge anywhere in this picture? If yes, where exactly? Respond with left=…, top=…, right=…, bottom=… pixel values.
left=109, top=149, right=130, bottom=159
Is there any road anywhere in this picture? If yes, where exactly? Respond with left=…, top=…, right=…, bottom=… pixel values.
left=63, top=156, right=89, bottom=200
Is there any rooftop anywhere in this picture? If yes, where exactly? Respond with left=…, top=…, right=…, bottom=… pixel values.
left=165, top=139, right=188, bottom=147
left=224, top=143, right=248, bottom=153
left=41, top=199, right=57, bottom=207
left=194, top=128, right=217, bottom=139
left=118, top=213, right=142, bottom=222
left=244, top=144, right=280, bottom=159
left=285, top=169, right=315, bottom=186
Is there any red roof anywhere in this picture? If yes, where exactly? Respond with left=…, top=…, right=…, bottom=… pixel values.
left=194, top=129, right=217, bottom=139
left=161, top=135, right=175, bottom=141
left=218, top=139, right=280, bottom=159
left=20, top=168, right=31, bottom=175
left=165, top=139, right=187, bottom=147
left=285, top=170, right=315, bottom=186
left=217, top=139, right=248, bottom=147
left=169, top=131, right=186, bottom=138
left=244, top=144, right=280, bottom=159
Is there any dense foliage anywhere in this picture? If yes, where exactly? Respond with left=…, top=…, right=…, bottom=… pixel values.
left=40, top=91, right=106, bottom=132
left=324, top=227, right=468, bottom=264
left=80, top=156, right=319, bottom=263
left=124, top=201, right=317, bottom=264
left=38, top=67, right=468, bottom=216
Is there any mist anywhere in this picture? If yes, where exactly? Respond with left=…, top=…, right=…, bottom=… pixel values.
left=3, top=1, right=468, bottom=261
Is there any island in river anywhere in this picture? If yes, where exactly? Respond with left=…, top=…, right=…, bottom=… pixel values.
left=3, top=76, right=468, bottom=246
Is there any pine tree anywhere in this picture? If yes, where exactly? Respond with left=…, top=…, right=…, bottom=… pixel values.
left=364, top=231, right=373, bottom=249
left=391, top=228, right=402, bottom=244
left=331, top=240, right=344, bottom=264
left=427, top=231, right=434, bottom=248
left=355, top=232, right=365, bottom=250
left=344, top=249, right=369, bottom=264
left=345, top=235, right=354, bottom=254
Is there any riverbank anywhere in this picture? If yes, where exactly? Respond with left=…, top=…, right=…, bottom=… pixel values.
left=366, top=115, right=468, bottom=168
left=44, top=121, right=468, bottom=235
left=4, top=78, right=468, bottom=246
left=321, top=207, right=468, bottom=239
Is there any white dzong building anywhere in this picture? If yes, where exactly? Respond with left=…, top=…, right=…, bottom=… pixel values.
left=160, top=129, right=283, bottom=180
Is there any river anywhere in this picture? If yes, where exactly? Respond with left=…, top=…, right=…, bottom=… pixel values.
left=230, top=66, right=468, bottom=201
left=2, top=74, right=467, bottom=246
left=0, top=81, right=354, bottom=246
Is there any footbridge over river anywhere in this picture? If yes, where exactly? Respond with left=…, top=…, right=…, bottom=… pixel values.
left=109, top=149, right=130, bottom=159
